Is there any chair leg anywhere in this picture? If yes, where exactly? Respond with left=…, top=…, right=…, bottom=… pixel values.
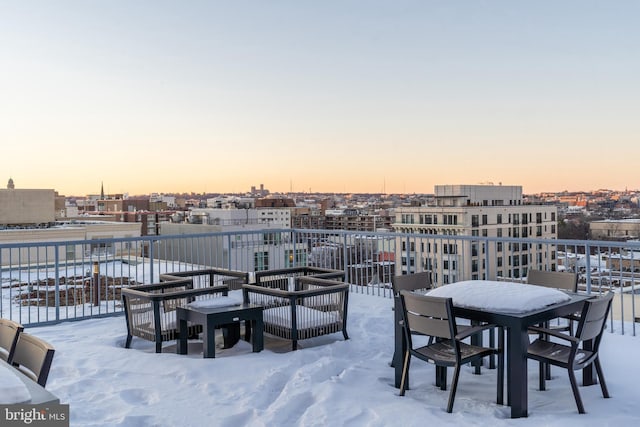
left=447, top=365, right=461, bottom=413
left=342, top=329, right=349, bottom=340
left=545, top=362, right=552, bottom=380
left=594, top=358, right=610, bottom=398
left=568, top=369, right=585, bottom=414
left=155, top=341, right=162, bottom=353
left=437, top=366, right=447, bottom=390
left=125, top=334, right=132, bottom=349
left=539, top=362, right=546, bottom=391
left=399, top=351, right=411, bottom=396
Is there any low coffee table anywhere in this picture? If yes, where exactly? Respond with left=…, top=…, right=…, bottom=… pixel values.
left=176, top=303, right=264, bottom=358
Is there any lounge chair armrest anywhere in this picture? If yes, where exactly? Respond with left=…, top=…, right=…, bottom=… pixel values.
left=160, top=269, right=249, bottom=282
left=122, top=285, right=229, bottom=302
left=528, top=325, right=580, bottom=343
left=128, top=278, right=194, bottom=292
left=242, top=283, right=348, bottom=299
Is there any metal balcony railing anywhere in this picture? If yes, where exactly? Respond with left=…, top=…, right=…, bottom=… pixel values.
left=1, top=228, right=639, bottom=336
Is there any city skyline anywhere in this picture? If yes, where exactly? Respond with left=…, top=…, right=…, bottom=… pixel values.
left=2, top=1, right=639, bottom=197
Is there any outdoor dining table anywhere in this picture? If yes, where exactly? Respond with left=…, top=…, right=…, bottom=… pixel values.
left=393, top=279, right=594, bottom=418
left=0, top=358, right=60, bottom=405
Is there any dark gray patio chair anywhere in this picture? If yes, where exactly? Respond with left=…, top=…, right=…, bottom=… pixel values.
left=527, top=291, right=613, bottom=414
left=398, top=290, right=504, bottom=413
left=527, top=269, right=580, bottom=379
left=0, top=318, right=24, bottom=364
left=11, top=332, right=55, bottom=387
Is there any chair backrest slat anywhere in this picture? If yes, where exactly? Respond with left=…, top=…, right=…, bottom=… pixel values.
left=11, top=332, right=55, bottom=387
left=400, top=291, right=453, bottom=339
left=527, top=269, right=578, bottom=292
left=392, top=272, right=432, bottom=295
left=0, top=319, right=24, bottom=363
left=577, top=293, right=614, bottom=342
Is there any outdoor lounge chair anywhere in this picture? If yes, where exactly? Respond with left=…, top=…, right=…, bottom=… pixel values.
left=242, top=275, right=349, bottom=350
left=527, top=291, right=614, bottom=414
left=0, top=318, right=24, bottom=364
left=11, top=332, right=55, bottom=387
left=121, top=277, right=230, bottom=353
left=398, top=290, right=504, bottom=413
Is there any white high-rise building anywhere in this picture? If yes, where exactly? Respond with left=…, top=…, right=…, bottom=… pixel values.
left=393, top=184, right=557, bottom=284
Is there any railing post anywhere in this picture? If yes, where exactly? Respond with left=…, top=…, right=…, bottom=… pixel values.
left=54, top=247, right=60, bottom=321
left=484, top=237, right=491, bottom=280
left=585, top=243, right=592, bottom=294
left=148, top=238, right=155, bottom=283
left=342, top=232, right=349, bottom=282
left=92, top=261, right=100, bottom=306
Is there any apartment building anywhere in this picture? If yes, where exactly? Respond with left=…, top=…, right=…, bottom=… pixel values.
left=393, top=185, right=558, bottom=284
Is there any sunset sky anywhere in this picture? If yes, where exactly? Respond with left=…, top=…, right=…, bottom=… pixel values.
left=1, top=1, right=639, bottom=197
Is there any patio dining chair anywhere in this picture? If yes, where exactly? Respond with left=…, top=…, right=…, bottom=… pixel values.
left=527, top=291, right=613, bottom=414
left=398, top=290, right=504, bottom=413
left=0, top=318, right=24, bottom=364
left=527, top=269, right=578, bottom=332
left=11, top=332, right=56, bottom=387
left=527, top=269, right=579, bottom=379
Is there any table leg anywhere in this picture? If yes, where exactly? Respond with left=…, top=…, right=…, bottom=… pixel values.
left=177, top=316, right=188, bottom=355
left=222, top=323, right=241, bottom=348
left=252, top=318, right=264, bottom=352
left=582, top=338, right=597, bottom=386
left=507, top=325, right=529, bottom=418
left=394, top=297, right=406, bottom=388
left=202, top=322, right=216, bottom=358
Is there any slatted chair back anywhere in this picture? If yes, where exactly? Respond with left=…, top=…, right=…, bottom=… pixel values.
left=392, top=272, right=432, bottom=296
left=400, top=290, right=455, bottom=341
left=576, top=292, right=614, bottom=345
left=527, top=270, right=578, bottom=292
left=12, top=332, right=55, bottom=387
left=0, top=318, right=24, bottom=364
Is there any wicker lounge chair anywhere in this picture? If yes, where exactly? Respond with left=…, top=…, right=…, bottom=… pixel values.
left=243, top=275, right=349, bottom=350
left=121, top=277, right=230, bottom=353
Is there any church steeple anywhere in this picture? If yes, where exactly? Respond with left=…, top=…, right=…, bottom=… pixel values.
left=100, top=182, right=105, bottom=199
left=7, top=177, right=14, bottom=189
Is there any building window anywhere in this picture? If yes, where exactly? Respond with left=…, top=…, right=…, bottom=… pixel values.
left=254, top=251, right=269, bottom=271
left=497, top=214, right=502, bottom=224
left=482, top=214, right=488, bottom=225
left=471, top=215, right=479, bottom=227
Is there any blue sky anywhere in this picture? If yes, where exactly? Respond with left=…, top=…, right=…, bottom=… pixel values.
left=1, top=1, right=639, bottom=196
